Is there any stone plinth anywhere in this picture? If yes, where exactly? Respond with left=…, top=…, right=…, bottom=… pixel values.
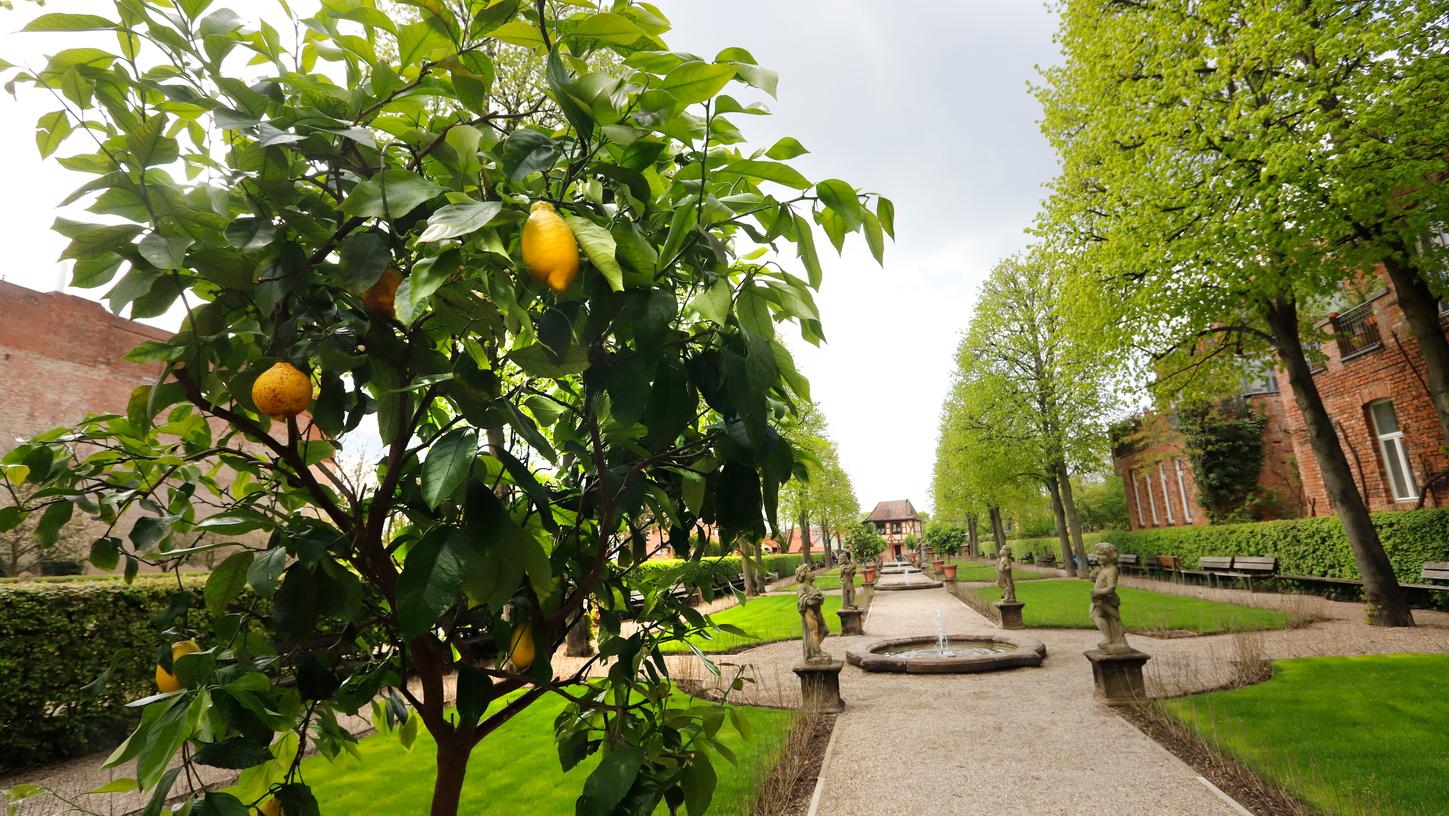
left=995, top=601, right=1025, bottom=630
left=836, top=607, right=864, bottom=636
left=793, top=660, right=845, bottom=713
left=1084, top=648, right=1151, bottom=704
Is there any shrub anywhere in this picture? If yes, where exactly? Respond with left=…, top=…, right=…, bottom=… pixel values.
left=1106, top=508, right=1449, bottom=583
left=0, top=576, right=216, bottom=771
left=991, top=531, right=1109, bottom=560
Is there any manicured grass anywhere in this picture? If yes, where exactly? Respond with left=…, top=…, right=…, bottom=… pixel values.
left=1164, top=654, right=1449, bottom=815
left=244, top=692, right=790, bottom=815
left=662, top=593, right=844, bottom=653
left=971, top=578, right=1289, bottom=634
left=947, top=560, right=1052, bottom=583
left=812, top=569, right=860, bottom=591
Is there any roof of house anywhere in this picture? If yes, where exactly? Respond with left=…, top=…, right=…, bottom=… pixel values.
left=866, top=499, right=920, bottom=522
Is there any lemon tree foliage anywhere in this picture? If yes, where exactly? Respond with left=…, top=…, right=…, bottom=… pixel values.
left=0, top=2, right=889, bottom=814
left=1035, top=0, right=1445, bottom=626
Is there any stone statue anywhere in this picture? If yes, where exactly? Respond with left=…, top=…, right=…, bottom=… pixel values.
left=1089, top=542, right=1132, bottom=654
left=795, top=563, right=832, bottom=664
left=838, top=551, right=858, bottom=609
left=996, top=544, right=1017, bottom=603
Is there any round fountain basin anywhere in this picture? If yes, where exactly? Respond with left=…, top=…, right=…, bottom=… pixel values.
left=847, top=634, right=1046, bottom=674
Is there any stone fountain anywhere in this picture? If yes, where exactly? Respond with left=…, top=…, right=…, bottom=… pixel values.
left=846, top=608, right=1046, bottom=674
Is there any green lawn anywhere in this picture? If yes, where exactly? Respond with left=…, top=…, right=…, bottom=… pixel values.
left=662, top=594, right=843, bottom=653
left=947, top=560, right=1052, bottom=583
left=1164, top=654, right=1449, bottom=815
left=812, top=569, right=860, bottom=591
left=971, top=578, right=1289, bottom=634
left=238, top=691, right=790, bottom=815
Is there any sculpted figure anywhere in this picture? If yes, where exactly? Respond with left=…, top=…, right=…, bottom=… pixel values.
left=1089, top=542, right=1132, bottom=654
left=996, top=544, right=1017, bottom=603
left=795, top=563, right=831, bottom=664
left=838, top=551, right=858, bottom=609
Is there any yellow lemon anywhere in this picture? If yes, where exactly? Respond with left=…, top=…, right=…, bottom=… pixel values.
left=251, top=362, right=312, bottom=419
left=362, top=266, right=402, bottom=318
left=521, top=201, right=579, bottom=293
left=155, top=639, right=200, bottom=692
left=507, top=622, right=536, bottom=670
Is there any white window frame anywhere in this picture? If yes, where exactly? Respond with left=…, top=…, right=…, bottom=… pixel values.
left=1158, top=462, right=1175, bottom=525
left=1370, top=400, right=1418, bottom=502
left=1175, top=459, right=1193, bottom=524
left=1145, top=472, right=1160, bottom=525
left=1130, top=468, right=1146, bottom=528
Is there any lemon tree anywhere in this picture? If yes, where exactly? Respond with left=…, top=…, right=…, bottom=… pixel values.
left=0, top=2, right=889, bottom=814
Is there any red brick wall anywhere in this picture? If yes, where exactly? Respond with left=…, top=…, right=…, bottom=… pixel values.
left=0, top=281, right=169, bottom=448
left=1274, top=274, right=1449, bottom=516
left=0, top=284, right=178, bottom=573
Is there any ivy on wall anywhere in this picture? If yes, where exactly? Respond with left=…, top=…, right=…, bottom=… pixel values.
left=1179, top=402, right=1269, bottom=524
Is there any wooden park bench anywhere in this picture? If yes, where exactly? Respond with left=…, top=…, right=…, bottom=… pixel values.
left=1179, top=556, right=1227, bottom=585
left=1038, top=551, right=1057, bottom=566
left=1186, top=555, right=1278, bottom=590
left=1148, top=554, right=1181, bottom=578
left=1117, top=553, right=1143, bottom=574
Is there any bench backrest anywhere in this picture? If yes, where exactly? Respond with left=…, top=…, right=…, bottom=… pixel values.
left=1156, top=555, right=1180, bottom=569
left=1232, top=556, right=1278, bottom=573
left=1118, top=554, right=1140, bottom=565
left=1420, top=561, right=1449, bottom=583
left=1199, top=556, right=1234, bottom=570
left=1039, top=552, right=1056, bottom=563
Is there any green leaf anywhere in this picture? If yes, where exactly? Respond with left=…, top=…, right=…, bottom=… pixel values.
left=341, top=170, right=444, bottom=219
left=395, top=527, right=468, bottom=638
left=816, top=179, right=863, bottom=231
left=35, top=501, right=73, bottom=547
left=454, top=664, right=495, bottom=727
left=764, top=136, right=807, bottom=160
left=422, top=427, right=477, bottom=510
left=660, top=61, right=737, bottom=105
left=126, top=114, right=179, bottom=169
left=193, top=737, right=273, bottom=770
left=863, top=210, right=885, bottom=265
left=397, top=249, right=461, bottom=324
left=793, top=212, right=823, bottom=288
left=682, top=751, right=717, bottom=816
left=396, top=20, right=452, bottom=68
left=561, top=214, right=624, bottom=291
left=205, top=551, right=254, bottom=614
left=138, top=232, right=193, bottom=270
left=499, top=130, right=559, bottom=181
left=721, top=159, right=810, bottom=190
left=338, top=231, right=390, bottom=291
left=35, top=111, right=72, bottom=158
left=89, top=536, right=121, bottom=570
left=24, top=13, right=118, bottom=31
left=246, top=547, right=287, bottom=598
left=570, top=13, right=647, bottom=46
left=197, top=792, right=250, bottom=816
left=876, top=196, right=895, bottom=238
left=735, top=287, right=774, bottom=338
left=690, top=278, right=732, bottom=324
left=418, top=201, right=502, bottom=243
left=579, top=744, right=645, bottom=815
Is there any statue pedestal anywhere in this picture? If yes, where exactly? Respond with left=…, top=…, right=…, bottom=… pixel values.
left=836, top=607, right=864, bottom=636
left=1083, top=648, right=1151, bottom=704
left=793, top=660, right=845, bottom=713
left=944, top=577, right=959, bottom=597
left=995, top=601, right=1025, bottom=630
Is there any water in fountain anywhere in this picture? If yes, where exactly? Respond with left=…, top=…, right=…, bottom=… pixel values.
left=873, top=606, right=1013, bottom=659
left=936, top=608, right=947, bottom=651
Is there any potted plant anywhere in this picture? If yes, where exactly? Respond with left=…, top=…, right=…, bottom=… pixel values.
left=847, top=523, right=886, bottom=584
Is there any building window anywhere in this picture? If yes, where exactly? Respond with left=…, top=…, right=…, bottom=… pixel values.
left=1175, top=459, right=1192, bottom=524
left=1158, top=462, right=1175, bottom=525
left=1145, top=472, right=1160, bottom=525
left=1332, top=301, right=1382, bottom=360
left=1370, top=400, right=1417, bottom=502
left=1130, top=468, right=1146, bottom=528
left=891, top=522, right=901, bottom=534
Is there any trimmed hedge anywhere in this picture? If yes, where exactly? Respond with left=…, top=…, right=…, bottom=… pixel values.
left=1105, top=508, right=1449, bottom=584
left=986, top=532, right=1108, bottom=560
left=0, top=576, right=214, bottom=771
left=631, top=554, right=805, bottom=591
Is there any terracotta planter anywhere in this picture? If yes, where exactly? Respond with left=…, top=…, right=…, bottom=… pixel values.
left=863, top=567, right=877, bottom=584
left=932, top=559, right=945, bottom=574
left=944, top=564, right=957, bottom=579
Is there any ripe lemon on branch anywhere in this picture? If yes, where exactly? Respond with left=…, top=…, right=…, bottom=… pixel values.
left=155, top=639, right=200, bottom=692
left=521, top=201, right=578, bottom=292
left=506, top=622, right=536, bottom=670
left=252, top=362, right=312, bottom=419
left=362, top=266, right=402, bottom=317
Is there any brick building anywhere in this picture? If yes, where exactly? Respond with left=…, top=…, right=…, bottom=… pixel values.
left=1112, top=272, right=1449, bottom=530
left=0, top=281, right=168, bottom=447
left=865, top=499, right=922, bottom=560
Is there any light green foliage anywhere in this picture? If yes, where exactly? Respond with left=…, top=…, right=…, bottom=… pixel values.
left=843, top=522, right=885, bottom=563
left=971, top=579, right=1290, bottom=634
left=1071, top=473, right=1128, bottom=532
left=660, top=594, right=843, bottom=654
left=1165, top=654, right=1449, bottom=816
left=944, top=561, right=1051, bottom=583
left=924, top=521, right=966, bottom=557
left=0, top=2, right=889, bottom=812
left=778, top=404, right=859, bottom=555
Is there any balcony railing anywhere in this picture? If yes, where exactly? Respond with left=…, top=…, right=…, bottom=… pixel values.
left=1332, top=301, right=1381, bottom=359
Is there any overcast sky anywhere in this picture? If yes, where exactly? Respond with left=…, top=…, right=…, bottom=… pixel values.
left=0, top=1, right=1062, bottom=514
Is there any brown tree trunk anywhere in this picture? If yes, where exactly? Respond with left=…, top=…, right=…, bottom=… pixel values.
left=1045, top=475, right=1076, bottom=576
left=798, top=509, right=811, bottom=567
left=430, top=733, right=472, bottom=816
left=1382, top=255, right=1449, bottom=461
left=988, top=505, right=1007, bottom=553
left=1056, top=460, right=1089, bottom=575
left=1264, top=296, right=1414, bottom=626
left=966, top=513, right=979, bottom=558
left=739, top=537, right=760, bottom=597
